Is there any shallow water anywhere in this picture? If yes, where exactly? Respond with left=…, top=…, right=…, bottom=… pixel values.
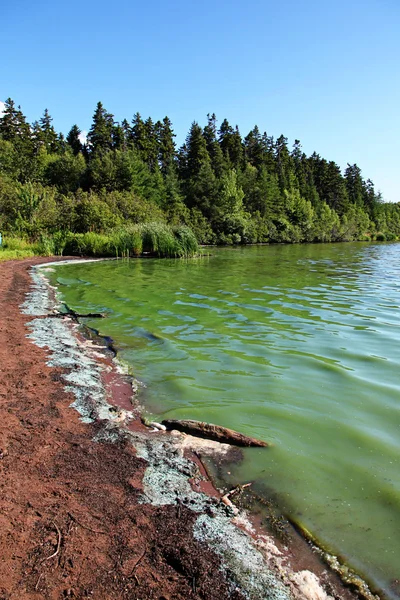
left=50, top=243, right=400, bottom=599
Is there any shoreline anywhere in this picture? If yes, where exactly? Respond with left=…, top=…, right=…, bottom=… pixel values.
left=0, top=256, right=380, bottom=599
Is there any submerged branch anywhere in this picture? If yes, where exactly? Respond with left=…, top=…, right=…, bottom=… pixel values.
left=47, top=307, right=107, bottom=320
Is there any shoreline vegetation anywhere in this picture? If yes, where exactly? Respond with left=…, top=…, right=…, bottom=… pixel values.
left=1, top=98, right=400, bottom=260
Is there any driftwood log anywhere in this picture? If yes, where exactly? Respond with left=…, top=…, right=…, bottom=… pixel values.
left=161, top=419, right=268, bottom=447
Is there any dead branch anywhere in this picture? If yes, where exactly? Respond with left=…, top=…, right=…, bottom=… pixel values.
left=35, top=573, right=43, bottom=590
left=221, top=483, right=252, bottom=514
left=47, top=310, right=106, bottom=320
left=128, top=549, right=146, bottom=583
left=42, top=521, right=62, bottom=562
left=67, top=511, right=108, bottom=535
left=162, top=419, right=268, bottom=447
left=225, top=482, right=252, bottom=499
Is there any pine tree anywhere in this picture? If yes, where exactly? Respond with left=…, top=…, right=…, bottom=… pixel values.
left=66, top=124, right=83, bottom=155
left=345, top=163, right=364, bottom=207
left=218, top=119, right=243, bottom=169
left=203, top=113, right=226, bottom=177
left=131, top=112, right=146, bottom=154
left=112, top=123, right=126, bottom=151
left=142, top=117, right=158, bottom=170
left=39, top=109, right=58, bottom=153
left=87, top=102, right=114, bottom=155
left=244, top=126, right=264, bottom=168
left=121, top=119, right=132, bottom=144
left=275, top=135, right=292, bottom=192
left=157, top=116, right=176, bottom=174
left=0, top=99, right=31, bottom=145
left=0, top=98, right=19, bottom=141
left=183, top=122, right=218, bottom=218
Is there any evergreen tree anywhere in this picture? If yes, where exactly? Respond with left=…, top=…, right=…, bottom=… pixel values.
left=345, top=163, right=364, bottom=206
left=112, top=123, right=126, bottom=151
left=203, top=113, right=226, bottom=177
left=121, top=119, right=132, bottom=144
left=66, top=124, right=83, bottom=155
left=0, top=98, right=20, bottom=141
left=244, top=126, right=264, bottom=168
left=87, top=102, right=114, bottom=155
left=157, top=116, right=176, bottom=174
left=131, top=112, right=146, bottom=154
left=274, top=135, right=292, bottom=192
left=39, top=108, right=58, bottom=153
left=218, top=119, right=243, bottom=169
left=142, top=117, right=158, bottom=170
left=183, top=122, right=218, bottom=218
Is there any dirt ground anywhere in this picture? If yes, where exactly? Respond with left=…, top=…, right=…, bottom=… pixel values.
left=0, top=257, right=246, bottom=600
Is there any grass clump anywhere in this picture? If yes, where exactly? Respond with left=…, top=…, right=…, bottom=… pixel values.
left=0, top=222, right=199, bottom=261
left=0, top=236, right=36, bottom=261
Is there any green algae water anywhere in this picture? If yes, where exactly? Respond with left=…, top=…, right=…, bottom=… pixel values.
left=50, top=243, right=400, bottom=599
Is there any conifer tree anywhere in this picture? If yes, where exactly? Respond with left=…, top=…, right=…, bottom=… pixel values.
left=131, top=112, right=146, bottom=154
left=157, top=116, right=176, bottom=174
left=39, top=109, right=58, bottom=153
left=87, top=102, right=114, bottom=155
left=218, top=119, right=243, bottom=169
left=143, top=117, right=158, bottom=170
left=345, top=163, right=364, bottom=206
left=275, top=135, right=292, bottom=192
left=244, top=126, right=264, bottom=168
left=66, top=124, right=83, bottom=155
left=183, top=122, right=218, bottom=218
left=0, top=98, right=20, bottom=141
left=203, top=113, right=226, bottom=177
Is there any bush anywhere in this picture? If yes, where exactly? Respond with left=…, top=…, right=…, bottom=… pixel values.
left=0, top=236, right=36, bottom=261
left=376, top=232, right=386, bottom=241
left=64, top=232, right=112, bottom=256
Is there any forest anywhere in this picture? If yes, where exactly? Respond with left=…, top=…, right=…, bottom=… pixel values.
left=0, top=97, right=399, bottom=257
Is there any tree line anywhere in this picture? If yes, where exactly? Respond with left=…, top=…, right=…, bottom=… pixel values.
left=0, top=97, right=399, bottom=246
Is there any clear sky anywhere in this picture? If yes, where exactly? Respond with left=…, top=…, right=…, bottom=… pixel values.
left=1, top=0, right=399, bottom=201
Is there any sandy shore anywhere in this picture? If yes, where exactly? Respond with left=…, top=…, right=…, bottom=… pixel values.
left=0, top=257, right=377, bottom=600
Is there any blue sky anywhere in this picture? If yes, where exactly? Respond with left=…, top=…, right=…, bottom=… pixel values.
left=1, top=0, right=399, bottom=201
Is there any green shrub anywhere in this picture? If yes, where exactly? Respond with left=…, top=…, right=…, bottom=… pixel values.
left=33, top=234, right=55, bottom=256
left=0, top=236, right=36, bottom=260
left=2, top=236, right=33, bottom=251
left=64, top=232, right=112, bottom=256
left=376, top=232, right=386, bottom=241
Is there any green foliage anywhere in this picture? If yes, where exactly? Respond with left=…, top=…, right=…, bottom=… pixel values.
left=0, top=97, right=395, bottom=251
left=60, top=223, right=198, bottom=259
left=0, top=236, right=36, bottom=260
left=172, top=225, right=199, bottom=256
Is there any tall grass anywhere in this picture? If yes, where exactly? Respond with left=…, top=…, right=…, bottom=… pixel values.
left=0, top=223, right=199, bottom=261
left=64, top=222, right=199, bottom=258
left=0, top=237, right=36, bottom=261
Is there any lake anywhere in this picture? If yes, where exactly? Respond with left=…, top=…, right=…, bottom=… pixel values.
left=50, top=243, right=400, bottom=599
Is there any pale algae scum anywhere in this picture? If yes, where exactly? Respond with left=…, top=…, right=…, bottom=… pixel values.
left=21, top=259, right=343, bottom=600
left=27, top=243, right=400, bottom=600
